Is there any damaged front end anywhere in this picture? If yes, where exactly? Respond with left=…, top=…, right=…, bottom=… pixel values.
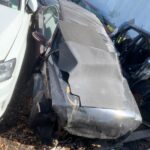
left=45, top=20, right=142, bottom=139
left=47, top=44, right=141, bottom=140
left=31, top=0, right=142, bottom=141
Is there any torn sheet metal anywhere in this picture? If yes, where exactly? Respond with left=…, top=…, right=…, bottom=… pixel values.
left=48, top=59, right=141, bottom=139
left=46, top=0, right=142, bottom=139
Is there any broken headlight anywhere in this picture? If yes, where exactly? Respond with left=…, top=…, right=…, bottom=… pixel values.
left=0, top=59, right=16, bottom=82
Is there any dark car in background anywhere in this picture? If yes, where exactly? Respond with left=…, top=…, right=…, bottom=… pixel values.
left=112, top=23, right=150, bottom=124
left=30, top=0, right=142, bottom=141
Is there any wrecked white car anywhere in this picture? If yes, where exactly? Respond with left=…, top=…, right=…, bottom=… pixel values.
left=0, top=0, right=37, bottom=122
left=30, top=0, right=142, bottom=141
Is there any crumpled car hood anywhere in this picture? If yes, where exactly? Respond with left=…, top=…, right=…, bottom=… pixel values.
left=0, top=5, right=22, bottom=61
left=56, top=0, right=140, bottom=112
left=57, top=21, right=130, bottom=110
left=45, top=0, right=142, bottom=140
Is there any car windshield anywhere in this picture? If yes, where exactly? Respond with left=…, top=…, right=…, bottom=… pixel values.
left=0, top=0, right=20, bottom=10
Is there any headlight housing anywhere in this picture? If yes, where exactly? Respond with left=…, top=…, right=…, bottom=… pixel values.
left=0, top=59, right=16, bottom=82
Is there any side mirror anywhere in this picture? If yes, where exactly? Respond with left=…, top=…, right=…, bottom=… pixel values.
left=27, top=0, right=38, bottom=13
left=32, top=31, right=47, bottom=46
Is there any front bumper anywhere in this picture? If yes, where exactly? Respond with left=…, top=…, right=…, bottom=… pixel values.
left=64, top=107, right=142, bottom=139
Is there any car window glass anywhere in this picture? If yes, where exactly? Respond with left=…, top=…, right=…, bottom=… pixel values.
left=43, top=6, right=58, bottom=40
left=126, top=29, right=139, bottom=39
left=0, top=0, right=20, bottom=10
